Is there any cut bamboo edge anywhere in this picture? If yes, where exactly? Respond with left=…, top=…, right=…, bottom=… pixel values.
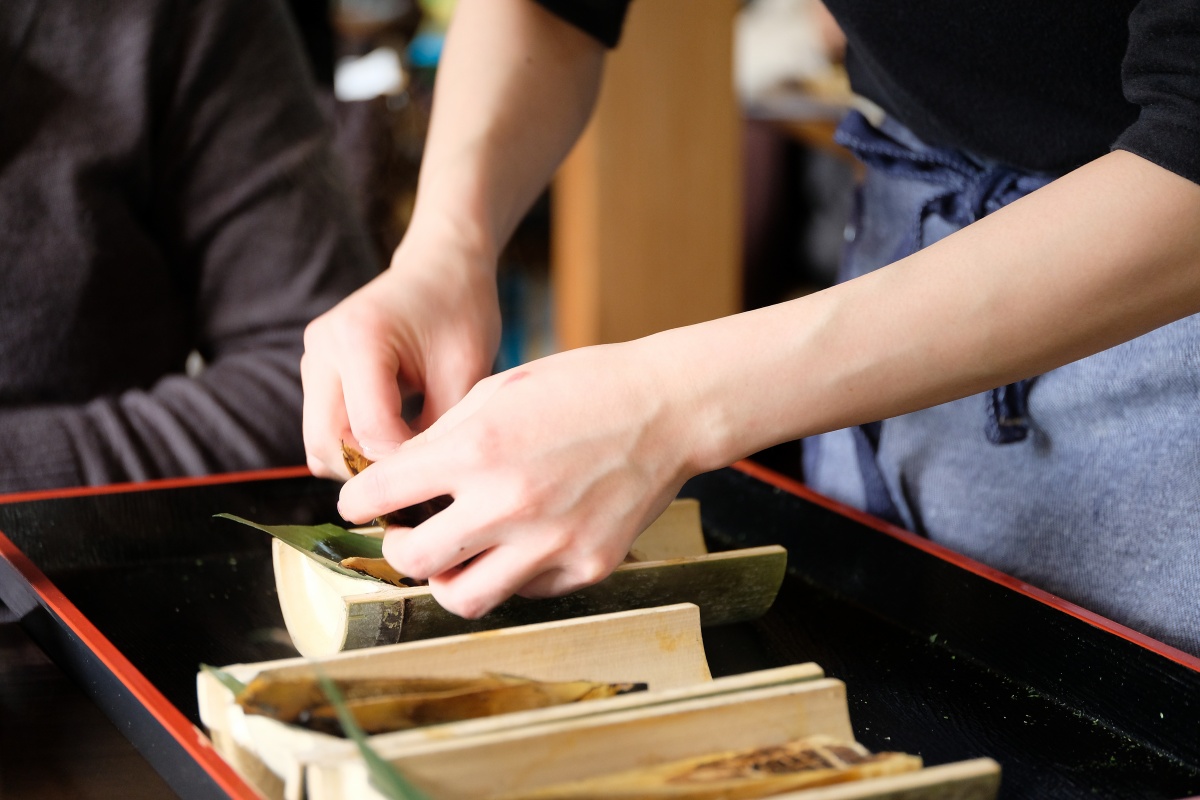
left=301, top=676, right=1000, bottom=800
left=198, top=603, right=754, bottom=799
left=196, top=603, right=1000, bottom=800
left=273, top=498, right=789, bottom=658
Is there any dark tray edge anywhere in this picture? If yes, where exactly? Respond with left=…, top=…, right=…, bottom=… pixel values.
left=0, top=468, right=313, bottom=800
left=730, top=459, right=1200, bottom=674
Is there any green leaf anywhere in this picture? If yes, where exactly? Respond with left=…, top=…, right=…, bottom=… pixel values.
left=316, top=671, right=433, bottom=800
left=214, top=513, right=383, bottom=582
left=200, top=663, right=248, bottom=697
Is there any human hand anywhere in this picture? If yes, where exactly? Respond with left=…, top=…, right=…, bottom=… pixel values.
left=335, top=340, right=712, bottom=619
left=301, top=228, right=501, bottom=479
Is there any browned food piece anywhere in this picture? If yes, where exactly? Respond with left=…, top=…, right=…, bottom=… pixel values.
left=341, top=442, right=453, bottom=528
left=498, top=734, right=923, bottom=799
left=341, top=441, right=373, bottom=476
left=235, top=671, right=647, bottom=737
left=338, top=556, right=427, bottom=587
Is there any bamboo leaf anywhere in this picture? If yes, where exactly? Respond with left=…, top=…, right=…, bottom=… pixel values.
left=214, top=513, right=384, bottom=582
left=200, top=663, right=248, bottom=697
left=316, top=671, right=433, bottom=800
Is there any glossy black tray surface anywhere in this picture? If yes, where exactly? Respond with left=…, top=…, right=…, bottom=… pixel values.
left=0, top=467, right=1197, bottom=800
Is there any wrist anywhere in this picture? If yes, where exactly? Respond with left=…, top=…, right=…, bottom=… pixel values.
left=403, top=147, right=508, bottom=271
left=398, top=203, right=498, bottom=273
left=626, top=330, right=741, bottom=483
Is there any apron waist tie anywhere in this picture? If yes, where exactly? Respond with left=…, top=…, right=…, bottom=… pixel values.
left=835, top=110, right=1052, bottom=447
left=828, top=111, right=1054, bottom=522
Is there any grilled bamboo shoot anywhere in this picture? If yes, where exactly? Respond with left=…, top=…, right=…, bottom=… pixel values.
left=235, top=672, right=646, bottom=737
left=496, top=735, right=922, bottom=800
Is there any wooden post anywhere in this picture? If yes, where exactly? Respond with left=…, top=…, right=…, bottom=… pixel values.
left=552, top=0, right=742, bottom=349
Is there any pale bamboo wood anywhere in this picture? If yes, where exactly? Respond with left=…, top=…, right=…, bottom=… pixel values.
left=206, top=728, right=288, bottom=800
left=199, top=605, right=827, bottom=800
left=273, top=497, right=785, bottom=657
left=276, top=542, right=785, bottom=656
left=287, top=662, right=827, bottom=796
left=552, top=0, right=742, bottom=349
left=276, top=498, right=704, bottom=656
left=627, top=497, right=706, bottom=561
left=205, top=667, right=833, bottom=800
left=204, top=604, right=710, bottom=688
left=304, top=679, right=855, bottom=800
left=273, top=539, right=388, bottom=658
left=768, top=759, right=1001, bottom=800
left=198, top=605, right=714, bottom=800
left=207, top=664, right=830, bottom=800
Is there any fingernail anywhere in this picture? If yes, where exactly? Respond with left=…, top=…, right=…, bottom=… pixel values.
left=360, top=439, right=403, bottom=459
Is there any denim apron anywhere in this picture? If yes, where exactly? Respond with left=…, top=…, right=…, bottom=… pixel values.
left=803, top=111, right=1200, bottom=657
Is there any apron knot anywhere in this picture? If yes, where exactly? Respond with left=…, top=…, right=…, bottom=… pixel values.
left=835, top=110, right=1054, bottom=447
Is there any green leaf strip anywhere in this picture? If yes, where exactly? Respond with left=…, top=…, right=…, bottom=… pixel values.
left=316, top=671, right=434, bottom=800
left=200, top=663, right=248, bottom=697
left=214, top=513, right=384, bottom=582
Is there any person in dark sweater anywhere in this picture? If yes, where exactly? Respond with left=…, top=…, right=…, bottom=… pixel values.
left=0, top=0, right=378, bottom=492
left=302, top=0, right=1200, bottom=655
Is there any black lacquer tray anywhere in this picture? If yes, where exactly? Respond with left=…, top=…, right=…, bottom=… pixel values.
left=0, top=464, right=1196, bottom=800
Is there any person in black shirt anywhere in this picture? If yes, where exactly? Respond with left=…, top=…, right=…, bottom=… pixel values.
left=302, top=0, right=1200, bottom=655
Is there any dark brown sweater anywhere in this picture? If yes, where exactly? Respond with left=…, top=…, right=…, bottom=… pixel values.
left=0, top=0, right=378, bottom=491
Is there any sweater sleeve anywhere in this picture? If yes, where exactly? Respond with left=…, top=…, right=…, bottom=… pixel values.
left=0, top=0, right=377, bottom=492
left=0, top=350, right=314, bottom=491
left=531, top=0, right=633, bottom=47
left=1112, top=0, right=1200, bottom=185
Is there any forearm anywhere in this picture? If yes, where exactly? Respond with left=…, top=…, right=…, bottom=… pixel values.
left=408, top=0, right=606, bottom=261
left=653, top=150, right=1200, bottom=473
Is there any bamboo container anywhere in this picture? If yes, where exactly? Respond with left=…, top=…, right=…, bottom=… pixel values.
left=273, top=498, right=788, bottom=657
left=198, top=604, right=825, bottom=800
left=302, top=676, right=1001, bottom=800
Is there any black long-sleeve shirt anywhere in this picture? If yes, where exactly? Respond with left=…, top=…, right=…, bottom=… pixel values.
left=0, top=0, right=378, bottom=491
left=534, top=0, right=1200, bottom=184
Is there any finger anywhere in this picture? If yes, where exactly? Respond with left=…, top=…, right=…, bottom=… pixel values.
left=337, top=438, right=457, bottom=524
left=515, top=546, right=623, bottom=600
left=336, top=328, right=414, bottom=454
left=426, top=544, right=553, bottom=620
left=515, top=566, right=587, bottom=600
left=300, top=351, right=353, bottom=480
left=379, top=501, right=491, bottom=580
left=415, top=368, right=518, bottom=446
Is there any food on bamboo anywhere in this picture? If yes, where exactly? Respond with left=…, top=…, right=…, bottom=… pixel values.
left=338, top=556, right=424, bottom=587
left=498, top=734, right=922, bottom=799
left=233, top=671, right=647, bottom=737
left=341, top=442, right=452, bottom=528
left=341, top=441, right=374, bottom=477
left=215, top=513, right=405, bottom=585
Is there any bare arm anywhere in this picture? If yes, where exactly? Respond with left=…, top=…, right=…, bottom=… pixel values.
left=672, top=150, right=1200, bottom=469
left=302, top=0, right=607, bottom=473
left=340, top=149, right=1200, bottom=618
left=412, top=0, right=606, bottom=262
